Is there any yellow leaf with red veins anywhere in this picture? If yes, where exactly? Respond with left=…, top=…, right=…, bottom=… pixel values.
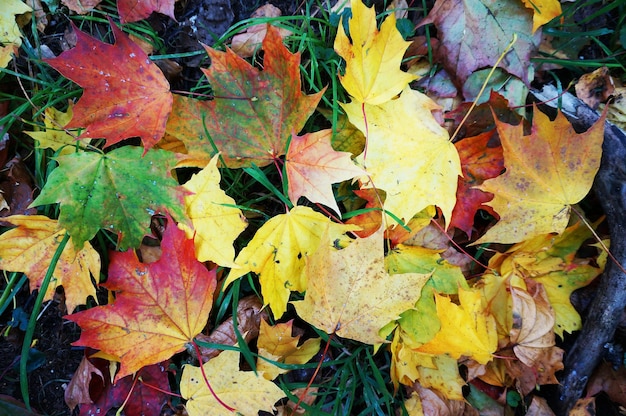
left=180, top=350, right=285, bottom=416
left=521, top=0, right=562, bottom=32
left=224, top=206, right=359, bottom=318
left=0, top=215, right=100, bottom=312
left=285, top=130, right=366, bottom=215
left=415, top=288, right=498, bottom=364
left=179, top=154, right=248, bottom=267
left=334, top=0, right=417, bottom=105
left=476, top=106, right=605, bottom=244
left=257, top=320, right=321, bottom=380
left=292, top=227, right=429, bottom=344
left=343, top=87, right=460, bottom=224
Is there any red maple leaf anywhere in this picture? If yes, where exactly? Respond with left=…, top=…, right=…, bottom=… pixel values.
left=66, top=217, right=216, bottom=381
left=77, top=358, right=170, bottom=415
left=450, top=131, right=503, bottom=237
left=45, top=18, right=172, bottom=150
left=117, top=0, right=175, bottom=23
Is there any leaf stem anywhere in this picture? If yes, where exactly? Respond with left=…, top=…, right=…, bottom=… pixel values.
left=20, top=231, right=71, bottom=410
left=191, top=340, right=235, bottom=412
left=571, top=205, right=626, bottom=274
left=292, top=333, right=334, bottom=414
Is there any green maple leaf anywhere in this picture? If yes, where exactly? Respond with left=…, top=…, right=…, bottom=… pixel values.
left=30, top=147, right=186, bottom=250
left=165, top=25, right=323, bottom=168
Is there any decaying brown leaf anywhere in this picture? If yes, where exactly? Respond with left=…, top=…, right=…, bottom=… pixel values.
left=196, top=295, right=266, bottom=361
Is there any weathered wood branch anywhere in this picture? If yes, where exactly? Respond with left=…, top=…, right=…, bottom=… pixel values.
left=532, top=85, right=626, bottom=414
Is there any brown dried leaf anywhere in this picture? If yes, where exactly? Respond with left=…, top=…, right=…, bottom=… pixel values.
left=230, top=5, right=291, bottom=58
left=586, top=362, right=626, bottom=407
left=526, top=396, right=555, bottom=416
left=575, top=67, right=614, bottom=109
left=0, top=155, right=37, bottom=219
left=196, top=295, right=266, bottom=361
left=569, top=397, right=596, bottom=416
left=64, top=355, right=103, bottom=410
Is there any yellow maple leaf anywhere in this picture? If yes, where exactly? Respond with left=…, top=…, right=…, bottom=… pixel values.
left=343, top=87, right=461, bottom=224
left=25, top=103, right=89, bottom=154
left=180, top=350, right=285, bottom=416
left=415, top=288, right=498, bottom=364
left=257, top=319, right=321, bottom=380
left=0, top=215, right=100, bottom=312
left=485, top=221, right=602, bottom=337
left=390, top=328, right=465, bottom=400
left=334, top=0, right=417, bottom=105
left=178, top=154, right=248, bottom=267
left=0, top=0, right=31, bottom=68
left=292, top=227, right=429, bottom=344
left=521, top=0, right=562, bottom=32
left=475, top=105, right=605, bottom=244
left=224, top=206, right=359, bottom=318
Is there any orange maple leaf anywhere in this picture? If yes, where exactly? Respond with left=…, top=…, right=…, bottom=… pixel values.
left=45, top=18, right=172, bottom=150
left=476, top=105, right=605, bottom=244
left=285, top=130, right=365, bottom=214
left=67, top=218, right=216, bottom=381
left=0, top=215, right=100, bottom=312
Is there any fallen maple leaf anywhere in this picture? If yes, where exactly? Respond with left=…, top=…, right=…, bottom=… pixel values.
left=285, top=129, right=366, bottom=214
left=586, top=362, right=626, bottom=408
left=0, top=215, right=100, bottom=312
left=30, top=146, right=187, bottom=250
left=180, top=350, right=285, bottom=416
left=343, top=87, right=461, bottom=224
left=293, top=227, right=429, bottom=344
left=334, top=0, right=417, bottom=105
left=61, top=0, right=101, bottom=14
left=510, top=282, right=557, bottom=367
left=420, top=0, right=541, bottom=86
left=179, top=154, right=248, bottom=267
left=195, top=295, right=264, bottom=361
left=67, top=219, right=216, bottom=381
left=415, top=288, right=498, bottom=364
left=224, top=206, right=359, bottom=318
left=117, top=0, right=175, bottom=23
left=77, top=361, right=171, bottom=415
left=192, top=25, right=322, bottom=168
left=521, top=0, right=562, bottom=32
left=64, top=355, right=103, bottom=411
left=230, top=5, right=291, bottom=58
left=256, top=319, right=320, bottom=380
left=25, top=102, right=92, bottom=155
left=475, top=105, right=605, bottom=244
left=0, top=0, right=31, bottom=68
left=45, top=19, right=172, bottom=149
left=450, top=131, right=503, bottom=237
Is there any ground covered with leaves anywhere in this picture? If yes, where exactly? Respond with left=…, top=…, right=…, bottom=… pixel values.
left=1, top=0, right=626, bottom=415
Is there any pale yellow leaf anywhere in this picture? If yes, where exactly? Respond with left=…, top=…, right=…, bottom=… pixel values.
left=181, top=350, right=285, bottom=416
left=343, top=87, right=460, bottom=224
left=179, top=154, right=248, bottom=267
